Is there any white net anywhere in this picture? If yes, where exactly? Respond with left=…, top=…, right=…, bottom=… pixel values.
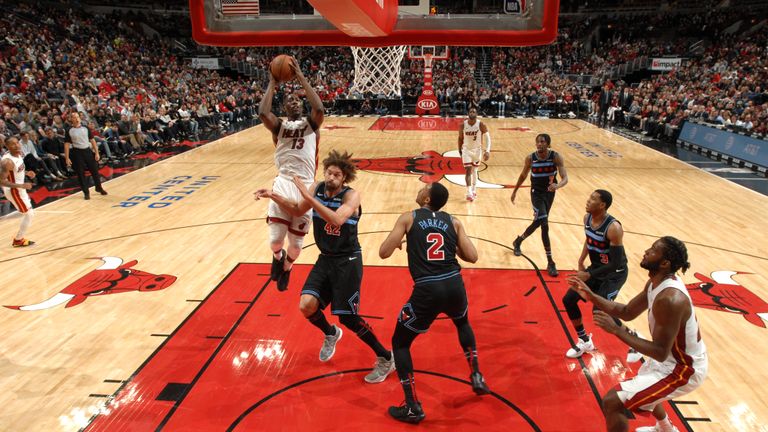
left=349, top=45, right=407, bottom=98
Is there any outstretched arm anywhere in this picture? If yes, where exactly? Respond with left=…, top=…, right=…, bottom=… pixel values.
left=510, top=154, right=531, bottom=204
left=594, top=289, right=689, bottom=362
left=567, top=275, right=648, bottom=322
left=258, top=76, right=281, bottom=137
left=290, top=57, right=324, bottom=130
left=254, top=182, right=316, bottom=217
left=293, top=176, right=359, bottom=227
left=379, top=212, right=412, bottom=259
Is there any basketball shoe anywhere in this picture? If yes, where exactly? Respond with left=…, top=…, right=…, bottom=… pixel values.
left=388, top=402, right=425, bottom=424
left=319, top=325, right=343, bottom=362
left=365, top=353, right=396, bottom=383
left=470, top=371, right=491, bottom=395
left=566, top=334, right=596, bottom=358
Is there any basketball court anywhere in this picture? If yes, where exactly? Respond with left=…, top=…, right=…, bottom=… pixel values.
left=2, top=116, right=767, bottom=431
left=2, top=0, right=767, bottom=431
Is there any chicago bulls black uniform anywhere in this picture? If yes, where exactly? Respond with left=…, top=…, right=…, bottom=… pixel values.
left=300, top=183, right=363, bottom=315
left=400, top=207, right=468, bottom=333
left=582, top=214, right=627, bottom=301
left=529, top=149, right=559, bottom=220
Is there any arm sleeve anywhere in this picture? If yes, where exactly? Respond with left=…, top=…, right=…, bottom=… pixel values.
left=484, top=132, right=491, bottom=152
left=587, top=245, right=625, bottom=279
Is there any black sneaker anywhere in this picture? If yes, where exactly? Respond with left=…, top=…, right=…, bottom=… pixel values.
left=277, top=269, right=291, bottom=292
left=547, top=261, right=559, bottom=277
left=512, top=236, right=523, bottom=256
left=470, top=372, right=491, bottom=395
left=270, top=249, right=286, bottom=281
left=388, top=402, right=425, bottom=424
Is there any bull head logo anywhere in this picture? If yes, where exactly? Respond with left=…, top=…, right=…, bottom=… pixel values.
left=687, top=271, right=768, bottom=328
left=5, top=257, right=177, bottom=311
left=353, top=150, right=519, bottom=190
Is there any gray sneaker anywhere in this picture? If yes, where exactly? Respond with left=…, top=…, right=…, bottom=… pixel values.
left=364, top=353, right=396, bottom=383
left=319, top=325, right=343, bottom=362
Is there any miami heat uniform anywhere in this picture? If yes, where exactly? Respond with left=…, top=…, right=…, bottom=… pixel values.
left=268, top=117, right=318, bottom=235
left=1, top=153, right=32, bottom=214
left=461, top=119, right=483, bottom=167
left=618, top=276, right=708, bottom=412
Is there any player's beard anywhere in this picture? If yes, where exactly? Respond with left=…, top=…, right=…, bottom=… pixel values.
left=640, top=258, right=661, bottom=272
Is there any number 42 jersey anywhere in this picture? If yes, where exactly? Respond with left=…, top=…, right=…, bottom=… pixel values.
left=406, top=208, right=461, bottom=285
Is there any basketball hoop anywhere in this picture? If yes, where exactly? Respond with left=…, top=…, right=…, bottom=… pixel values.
left=349, top=45, right=407, bottom=98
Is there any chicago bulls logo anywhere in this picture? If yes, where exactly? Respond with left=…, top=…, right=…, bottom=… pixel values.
left=4, top=257, right=177, bottom=311
left=353, top=150, right=521, bottom=190
left=686, top=271, right=768, bottom=328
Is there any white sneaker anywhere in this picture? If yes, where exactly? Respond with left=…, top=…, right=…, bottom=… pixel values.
left=466, top=193, right=475, bottom=202
left=566, top=335, right=596, bottom=358
left=319, top=325, right=343, bottom=362
left=636, top=424, right=679, bottom=432
left=364, top=353, right=396, bottom=383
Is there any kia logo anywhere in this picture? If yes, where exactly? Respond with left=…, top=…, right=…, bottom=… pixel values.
left=418, top=99, right=438, bottom=110
left=423, top=89, right=434, bottom=96
left=417, top=119, right=437, bottom=129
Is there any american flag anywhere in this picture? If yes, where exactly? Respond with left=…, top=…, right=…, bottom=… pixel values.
left=220, top=0, right=260, bottom=16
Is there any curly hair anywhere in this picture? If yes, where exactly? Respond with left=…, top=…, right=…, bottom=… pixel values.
left=323, top=149, right=357, bottom=183
left=660, top=236, right=691, bottom=274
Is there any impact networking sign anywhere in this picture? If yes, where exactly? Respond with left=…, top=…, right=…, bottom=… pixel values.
left=650, top=58, right=682, bottom=71
left=679, top=122, right=768, bottom=168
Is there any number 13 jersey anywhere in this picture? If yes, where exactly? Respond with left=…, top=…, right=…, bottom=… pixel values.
left=275, top=117, right=318, bottom=182
left=406, top=208, right=461, bottom=285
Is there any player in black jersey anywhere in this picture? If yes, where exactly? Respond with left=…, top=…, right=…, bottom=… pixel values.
left=510, top=133, right=569, bottom=277
left=562, top=190, right=638, bottom=361
left=379, top=182, right=490, bottom=424
left=255, top=150, right=395, bottom=384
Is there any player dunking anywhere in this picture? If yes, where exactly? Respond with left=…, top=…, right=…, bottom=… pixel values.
left=563, top=190, right=640, bottom=362
left=568, top=237, right=707, bottom=432
left=379, top=182, right=490, bottom=424
left=258, top=55, right=324, bottom=291
left=510, top=133, right=568, bottom=277
left=255, top=150, right=395, bottom=383
left=458, top=107, right=491, bottom=201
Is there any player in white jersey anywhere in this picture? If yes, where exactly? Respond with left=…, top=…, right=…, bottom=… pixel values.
left=457, top=107, right=490, bottom=201
left=568, top=236, right=707, bottom=432
left=1, top=137, right=36, bottom=247
left=257, top=55, right=324, bottom=291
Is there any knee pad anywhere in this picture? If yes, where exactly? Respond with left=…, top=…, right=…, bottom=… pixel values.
left=268, top=222, right=287, bottom=250
left=287, top=232, right=304, bottom=253
left=563, top=290, right=583, bottom=320
left=392, top=323, right=417, bottom=349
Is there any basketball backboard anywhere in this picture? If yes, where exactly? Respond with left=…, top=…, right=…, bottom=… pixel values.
left=190, top=0, right=559, bottom=47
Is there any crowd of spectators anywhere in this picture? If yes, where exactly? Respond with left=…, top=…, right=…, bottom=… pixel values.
left=1, top=1, right=766, bottom=189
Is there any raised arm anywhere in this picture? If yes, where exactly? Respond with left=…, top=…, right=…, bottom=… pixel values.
left=379, top=212, right=412, bottom=259
left=453, top=216, right=478, bottom=263
left=258, top=76, right=281, bottom=137
left=510, top=154, right=532, bottom=204
left=290, top=57, right=324, bottom=130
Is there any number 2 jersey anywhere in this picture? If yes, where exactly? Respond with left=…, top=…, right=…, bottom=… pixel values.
left=275, top=117, right=318, bottom=182
left=406, top=208, right=461, bottom=285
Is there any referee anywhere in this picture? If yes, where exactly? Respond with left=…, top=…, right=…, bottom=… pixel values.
left=64, top=112, right=107, bottom=200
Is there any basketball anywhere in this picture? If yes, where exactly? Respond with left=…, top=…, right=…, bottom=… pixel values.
left=270, top=54, right=295, bottom=82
